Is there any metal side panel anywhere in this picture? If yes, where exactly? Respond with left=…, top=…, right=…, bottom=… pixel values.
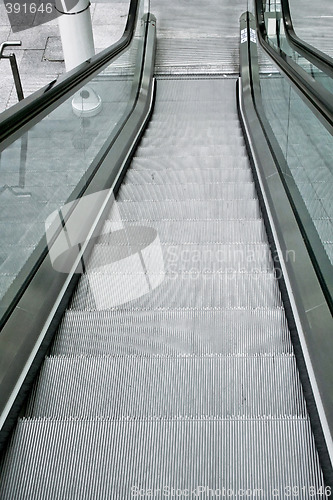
left=239, top=11, right=333, bottom=483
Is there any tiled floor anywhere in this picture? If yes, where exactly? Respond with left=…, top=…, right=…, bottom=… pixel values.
left=0, top=0, right=129, bottom=112
left=289, top=0, right=333, bottom=59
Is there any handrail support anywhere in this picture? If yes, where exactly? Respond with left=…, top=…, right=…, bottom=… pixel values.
left=0, top=41, right=24, bottom=101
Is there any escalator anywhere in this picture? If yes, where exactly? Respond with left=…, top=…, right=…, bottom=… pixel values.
left=282, top=0, right=333, bottom=62
left=251, top=0, right=333, bottom=312
left=0, top=0, right=332, bottom=497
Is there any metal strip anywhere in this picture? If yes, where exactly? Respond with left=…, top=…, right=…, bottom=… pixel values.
left=238, top=11, right=333, bottom=486
left=54, top=2, right=91, bottom=15
left=247, top=15, right=333, bottom=312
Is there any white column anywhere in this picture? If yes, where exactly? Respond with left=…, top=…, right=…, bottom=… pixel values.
left=56, top=0, right=102, bottom=116
left=56, top=0, right=95, bottom=72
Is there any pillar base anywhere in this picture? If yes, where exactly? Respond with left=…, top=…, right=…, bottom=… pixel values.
left=72, top=85, right=102, bottom=117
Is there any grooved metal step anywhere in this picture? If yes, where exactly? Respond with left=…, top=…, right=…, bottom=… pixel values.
left=155, top=37, right=240, bottom=74
left=134, top=145, right=246, bottom=158
left=118, top=182, right=257, bottom=201
left=146, top=118, right=242, bottom=129
left=69, top=272, right=281, bottom=311
left=89, top=242, right=272, bottom=273
left=153, top=78, right=239, bottom=102
left=0, top=419, right=325, bottom=499
left=26, top=355, right=306, bottom=418
left=151, top=100, right=237, bottom=114
left=129, top=159, right=251, bottom=174
left=115, top=199, right=261, bottom=221
left=151, top=112, right=239, bottom=122
left=52, top=307, right=292, bottom=356
left=140, top=134, right=245, bottom=148
left=144, top=126, right=243, bottom=140
left=99, top=219, right=268, bottom=244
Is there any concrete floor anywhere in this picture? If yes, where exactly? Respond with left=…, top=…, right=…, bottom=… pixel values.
left=289, top=0, right=333, bottom=59
left=1, top=0, right=332, bottom=111
left=0, top=0, right=129, bottom=112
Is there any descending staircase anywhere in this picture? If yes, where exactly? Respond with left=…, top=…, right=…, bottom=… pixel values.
left=0, top=78, right=326, bottom=497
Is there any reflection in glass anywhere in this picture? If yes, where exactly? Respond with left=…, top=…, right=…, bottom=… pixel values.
left=0, top=1, right=146, bottom=304
left=258, top=45, right=333, bottom=269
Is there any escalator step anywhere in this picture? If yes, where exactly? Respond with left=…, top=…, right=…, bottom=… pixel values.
left=144, top=126, right=242, bottom=140
left=155, top=37, right=239, bottom=73
left=134, top=145, right=246, bottom=158
left=153, top=78, right=237, bottom=102
left=88, top=243, right=273, bottom=273
left=117, top=182, right=257, bottom=200
left=115, top=199, right=261, bottom=221
left=140, top=134, right=245, bottom=148
left=54, top=307, right=292, bottom=356
left=151, top=111, right=239, bottom=121
left=26, top=355, right=306, bottom=418
left=99, top=219, right=268, bottom=244
left=118, top=182, right=257, bottom=201
left=151, top=100, right=236, bottom=114
left=126, top=164, right=251, bottom=180
left=69, top=272, right=281, bottom=311
left=0, top=418, right=324, bottom=498
left=146, top=118, right=242, bottom=129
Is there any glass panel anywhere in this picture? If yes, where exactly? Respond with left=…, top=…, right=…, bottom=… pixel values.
left=0, top=0, right=147, bottom=314
left=288, top=0, right=333, bottom=60
left=271, top=21, right=333, bottom=94
left=257, top=44, right=333, bottom=283
left=260, top=1, right=333, bottom=94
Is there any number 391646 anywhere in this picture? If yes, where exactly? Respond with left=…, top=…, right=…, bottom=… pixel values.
left=5, top=3, right=53, bottom=14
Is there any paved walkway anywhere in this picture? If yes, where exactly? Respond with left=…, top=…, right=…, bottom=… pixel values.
left=0, top=0, right=128, bottom=113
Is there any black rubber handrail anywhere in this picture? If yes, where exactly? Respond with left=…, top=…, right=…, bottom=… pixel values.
left=249, top=8, right=333, bottom=313
left=0, top=12, right=156, bottom=451
left=254, top=0, right=333, bottom=135
left=281, top=0, right=333, bottom=80
left=0, top=0, right=139, bottom=149
left=238, top=12, right=333, bottom=485
left=0, top=0, right=143, bottom=328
